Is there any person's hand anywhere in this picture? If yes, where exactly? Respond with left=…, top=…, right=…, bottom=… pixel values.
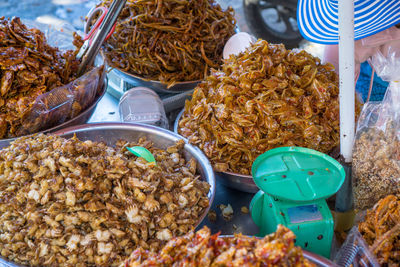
left=323, top=44, right=360, bottom=82
left=322, top=26, right=400, bottom=83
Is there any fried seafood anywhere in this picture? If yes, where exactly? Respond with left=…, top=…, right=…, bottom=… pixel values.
left=101, top=0, right=236, bottom=87
left=179, top=40, right=343, bottom=174
left=0, top=134, right=210, bottom=266
left=359, top=195, right=400, bottom=266
left=353, top=121, right=400, bottom=210
left=0, top=17, right=82, bottom=138
left=125, top=225, right=316, bottom=266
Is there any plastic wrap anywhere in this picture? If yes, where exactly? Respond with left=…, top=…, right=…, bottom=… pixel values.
left=1, top=20, right=105, bottom=138
left=352, top=39, right=400, bottom=211
left=23, top=20, right=84, bottom=51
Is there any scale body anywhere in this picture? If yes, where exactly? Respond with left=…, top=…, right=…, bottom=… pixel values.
left=250, top=147, right=345, bottom=258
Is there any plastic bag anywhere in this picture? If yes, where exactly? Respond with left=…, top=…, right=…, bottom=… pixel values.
left=4, top=20, right=105, bottom=138
left=23, top=20, right=84, bottom=51
left=16, top=65, right=105, bottom=136
left=352, top=31, right=400, bottom=210
left=335, top=227, right=379, bottom=267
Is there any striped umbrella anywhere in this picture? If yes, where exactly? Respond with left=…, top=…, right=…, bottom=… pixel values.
left=297, top=0, right=400, bottom=44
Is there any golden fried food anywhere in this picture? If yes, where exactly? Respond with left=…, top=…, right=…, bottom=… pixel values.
left=359, top=195, right=400, bottom=266
left=101, top=0, right=236, bottom=87
left=179, top=40, right=342, bottom=175
left=125, top=225, right=316, bottom=266
left=0, top=134, right=210, bottom=266
left=0, top=17, right=82, bottom=138
left=353, top=121, right=400, bottom=210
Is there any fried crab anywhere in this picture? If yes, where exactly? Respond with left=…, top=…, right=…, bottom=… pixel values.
left=0, top=134, right=210, bottom=266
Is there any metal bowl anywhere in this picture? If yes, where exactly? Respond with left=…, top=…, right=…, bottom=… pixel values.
left=111, top=67, right=201, bottom=94
left=217, top=171, right=258, bottom=193
left=101, top=27, right=241, bottom=95
left=53, top=123, right=215, bottom=226
left=0, top=79, right=107, bottom=150
left=101, top=50, right=200, bottom=94
left=174, top=109, right=259, bottom=193
left=0, top=122, right=215, bottom=267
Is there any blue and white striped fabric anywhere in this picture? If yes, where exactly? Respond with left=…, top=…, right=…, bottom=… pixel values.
left=297, top=0, right=400, bottom=44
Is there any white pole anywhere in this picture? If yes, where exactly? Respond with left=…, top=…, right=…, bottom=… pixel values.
left=338, top=0, right=355, bottom=163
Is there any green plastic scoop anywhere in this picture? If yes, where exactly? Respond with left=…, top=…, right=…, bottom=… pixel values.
left=126, top=146, right=156, bottom=164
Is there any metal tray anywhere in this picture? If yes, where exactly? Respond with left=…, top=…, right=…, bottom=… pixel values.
left=0, top=122, right=216, bottom=267
left=174, top=108, right=259, bottom=193
left=111, top=67, right=200, bottom=94
left=0, top=78, right=107, bottom=149
left=102, top=51, right=200, bottom=94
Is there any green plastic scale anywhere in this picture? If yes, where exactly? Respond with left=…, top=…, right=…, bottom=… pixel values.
left=250, top=147, right=345, bottom=258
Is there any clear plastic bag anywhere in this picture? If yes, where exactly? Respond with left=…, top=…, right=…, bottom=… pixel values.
left=352, top=36, right=400, bottom=211
left=335, top=227, right=380, bottom=267
left=16, top=65, right=105, bottom=136
left=4, top=20, right=105, bottom=138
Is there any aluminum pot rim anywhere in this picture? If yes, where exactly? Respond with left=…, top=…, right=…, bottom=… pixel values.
left=110, top=67, right=201, bottom=94
left=100, top=51, right=201, bottom=94
left=52, top=122, right=216, bottom=229
left=113, top=67, right=201, bottom=87
left=173, top=108, right=253, bottom=179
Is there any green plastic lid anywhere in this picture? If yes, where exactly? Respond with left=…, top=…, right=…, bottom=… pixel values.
left=251, top=147, right=345, bottom=202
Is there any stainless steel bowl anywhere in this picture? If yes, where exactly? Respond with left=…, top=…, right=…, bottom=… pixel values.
left=101, top=27, right=241, bottom=95
left=111, top=67, right=200, bottom=94
left=0, top=122, right=215, bottom=267
left=101, top=49, right=200, bottom=94
left=174, top=109, right=259, bottom=193
left=217, top=171, right=258, bottom=193
left=53, top=123, right=215, bottom=225
left=0, top=79, right=107, bottom=150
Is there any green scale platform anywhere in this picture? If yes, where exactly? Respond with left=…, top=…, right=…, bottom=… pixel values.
left=250, top=147, right=345, bottom=258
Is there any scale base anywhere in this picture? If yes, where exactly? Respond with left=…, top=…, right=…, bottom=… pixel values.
left=251, top=191, right=334, bottom=258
